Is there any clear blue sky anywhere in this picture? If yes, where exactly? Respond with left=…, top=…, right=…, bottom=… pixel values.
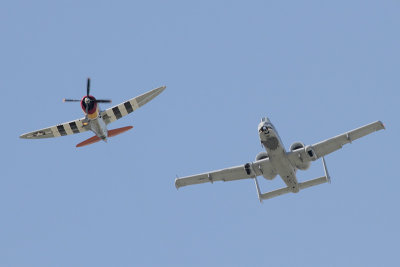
left=1, top=1, right=399, bottom=266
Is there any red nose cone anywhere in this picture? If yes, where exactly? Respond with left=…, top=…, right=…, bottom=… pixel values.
left=80, top=95, right=98, bottom=114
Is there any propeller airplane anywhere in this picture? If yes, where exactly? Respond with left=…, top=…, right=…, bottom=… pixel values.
left=20, top=78, right=166, bottom=147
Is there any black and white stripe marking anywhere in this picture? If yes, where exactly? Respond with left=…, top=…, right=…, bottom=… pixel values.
left=69, top=122, right=80, bottom=134
left=112, top=106, right=123, bottom=120
left=124, top=101, right=134, bottom=113
left=57, top=125, right=67, bottom=136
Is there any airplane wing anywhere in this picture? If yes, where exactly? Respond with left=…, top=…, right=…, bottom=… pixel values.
left=101, top=86, right=166, bottom=125
left=20, top=117, right=89, bottom=139
left=288, top=121, right=385, bottom=163
left=175, top=158, right=271, bottom=189
left=312, top=121, right=385, bottom=159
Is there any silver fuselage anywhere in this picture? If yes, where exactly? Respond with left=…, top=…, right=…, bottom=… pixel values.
left=86, top=108, right=108, bottom=141
left=91, top=117, right=108, bottom=140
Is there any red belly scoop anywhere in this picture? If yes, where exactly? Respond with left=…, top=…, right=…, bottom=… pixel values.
left=76, top=126, right=133, bottom=148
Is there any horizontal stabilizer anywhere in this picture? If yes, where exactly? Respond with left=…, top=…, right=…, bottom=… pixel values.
left=107, top=126, right=133, bottom=137
left=298, top=176, right=328, bottom=190
left=259, top=176, right=329, bottom=200
left=76, top=135, right=101, bottom=147
left=76, top=126, right=133, bottom=148
left=260, top=186, right=291, bottom=200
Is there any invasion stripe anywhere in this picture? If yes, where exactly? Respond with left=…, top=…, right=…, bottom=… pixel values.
left=51, top=126, right=61, bottom=137
left=57, top=125, right=67, bottom=136
left=118, top=104, right=128, bottom=117
left=64, top=123, right=73, bottom=135
left=69, top=122, right=80, bottom=134
left=112, top=106, right=122, bottom=120
left=124, top=101, right=134, bottom=113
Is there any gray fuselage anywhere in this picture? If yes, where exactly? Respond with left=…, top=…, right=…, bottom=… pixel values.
left=258, top=119, right=299, bottom=193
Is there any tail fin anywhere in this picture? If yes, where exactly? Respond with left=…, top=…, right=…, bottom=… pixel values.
left=76, top=126, right=133, bottom=148
left=107, top=126, right=133, bottom=137
left=76, top=135, right=102, bottom=147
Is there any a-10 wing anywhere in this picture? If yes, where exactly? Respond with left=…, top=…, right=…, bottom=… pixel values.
left=101, top=86, right=166, bottom=125
left=312, top=121, right=385, bottom=158
left=20, top=117, right=89, bottom=139
left=175, top=158, right=271, bottom=189
left=288, top=120, right=385, bottom=164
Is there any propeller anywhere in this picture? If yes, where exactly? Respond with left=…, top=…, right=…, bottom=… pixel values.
left=87, top=77, right=90, bottom=96
left=62, top=78, right=112, bottom=105
left=63, top=98, right=80, bottom=102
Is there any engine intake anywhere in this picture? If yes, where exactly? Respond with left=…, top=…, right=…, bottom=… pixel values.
left=290, top=142, right=311, bottom=170
left=290, top=142, right=305, bottom=152
left=255, top=151, right=269, bottom=161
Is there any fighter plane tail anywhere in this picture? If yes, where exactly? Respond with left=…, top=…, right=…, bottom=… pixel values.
left=107, top=126, right=133, bottom=137
left=259, top=176, right=329, bottom=200
left=76, top=126, right=133, bottom=147
left=76, top=135, right=102, bottom=147
left=257, top=157, right=331, bottom=201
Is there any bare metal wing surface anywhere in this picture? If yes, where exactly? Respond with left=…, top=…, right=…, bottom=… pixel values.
left=20, top=117, right=89, bottom=139
left=101, top=86, right=166, bottom=125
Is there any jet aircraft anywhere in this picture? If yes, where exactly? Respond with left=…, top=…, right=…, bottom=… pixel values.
left=20, top=78, right=166, bottom=147
left=175, top=118, right=385, bottom=201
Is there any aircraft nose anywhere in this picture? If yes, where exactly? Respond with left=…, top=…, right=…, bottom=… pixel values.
left=259, top=125, right=269, bottom=133
left=259, top=124, right=274, bottom=135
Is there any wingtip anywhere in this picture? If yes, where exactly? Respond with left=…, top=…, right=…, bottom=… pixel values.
left=149, top=85, right=166, bottom=95
left=174, top=178, right=180, bottom=190
left=375, top=120, right=385, bottom=130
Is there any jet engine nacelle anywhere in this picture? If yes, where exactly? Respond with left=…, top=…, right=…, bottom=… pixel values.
left=305, top=145, right=317, bottom=161
left=290, top=142, right=311, bottom=170
left=290, top=142, right=305, bottom=152
left=251, top=152, right=277, bottom=180
left=255, top=151, right=269, bottom=161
